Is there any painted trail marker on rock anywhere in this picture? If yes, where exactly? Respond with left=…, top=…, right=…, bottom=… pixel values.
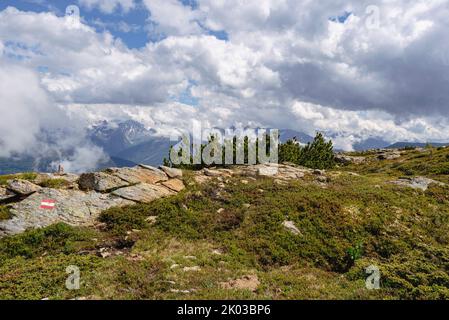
left=40, top=199, right=56, bottom=210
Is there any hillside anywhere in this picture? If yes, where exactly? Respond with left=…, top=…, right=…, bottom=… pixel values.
left=1, top=147, right=449, bottom=300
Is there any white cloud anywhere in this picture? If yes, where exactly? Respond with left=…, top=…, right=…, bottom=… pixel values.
left=143, top=0, right=203, bottom=36
left=0, top=7, right=185, bottom=105
left=79, top=0, right=135, bottom=14
left=0, top=60, right=107, bottom=172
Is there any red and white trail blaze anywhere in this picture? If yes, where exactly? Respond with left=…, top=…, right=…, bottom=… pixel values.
left=40, top=199, right=56, bottom=210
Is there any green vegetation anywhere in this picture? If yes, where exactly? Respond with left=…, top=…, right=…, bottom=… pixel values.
left=0, top=206, right=12, bottom=221
left=38, top=178, right=71, bottom=189
left=279, top=132, right=335, bottom=169
left=1, top=147, right=449, bottom=300
left=344, top=146, right=449, bottom=183
left=0, top=172, right=37, bottom=186
left=164, top=132, right=334, bottom=170
left=0, top=223, right=98, bottom=260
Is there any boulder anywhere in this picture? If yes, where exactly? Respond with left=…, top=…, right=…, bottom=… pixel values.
left=0, top=188, right=134, bottom=237
left=162, top=179, right=185, bottom=192
left=7, top=179, right=41, bottom=196
left=159, top=166, right=182, bottom=178
left=112, top=183, right=174, bottom=203
left=107, top=166, right=168, bottom=185
left=78, top=172, right=129, bottom=192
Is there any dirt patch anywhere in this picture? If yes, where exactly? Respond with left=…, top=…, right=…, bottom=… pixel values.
left=220, top=275, right=260, bottom=292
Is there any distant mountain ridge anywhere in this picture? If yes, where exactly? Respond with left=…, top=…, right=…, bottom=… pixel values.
left=2, top=119, right=449, bottom=174
left=387, top=142, right=449, bottom=149
left=87, top=120, right=171, bottom=167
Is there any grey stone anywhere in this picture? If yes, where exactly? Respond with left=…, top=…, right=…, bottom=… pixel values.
left=78, top=172, right=129, bottom=192
left=161, top=179, right=185, bottom=192
left=7, top=179, right=41, bottom=196
left=335, top=155, right=366, bottom=165
left=377, top=151, right=401, bottom=160
left=112, top=183, right=174, bottom=203
left=159, top=166, right=183, bottom=178
left=392, top=177, right=445, bottom=191
left=203, top=168, right=223, bottom=177
left=258, top=166, right=279, bottom=177
left=0, top=188, right=134, bottom=237
left=107, top=166, right=168, bottom=185
left=282, top=220, right=302, bottom=236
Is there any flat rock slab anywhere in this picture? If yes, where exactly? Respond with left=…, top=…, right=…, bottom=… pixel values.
left=107, top=166, right=168, bottom=185
left=78, top=172, right=129, bottom=192
left=112, top=183, right=174, bottom=203
left=162, top=179, right=185, bottom=192
left=7, top=179, right=41, bottom=196
left=203, top=168, right=223, bottom=177
left=0, top=188, right=134, bottom=237
left=159, top=166, right=183, bottom=178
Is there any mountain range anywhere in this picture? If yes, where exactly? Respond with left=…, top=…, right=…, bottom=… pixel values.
left=0, top=119, right=448, bottom=174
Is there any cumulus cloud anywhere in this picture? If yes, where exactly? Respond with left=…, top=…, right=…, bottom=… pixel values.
left=0, top=7, right=185, bottom=105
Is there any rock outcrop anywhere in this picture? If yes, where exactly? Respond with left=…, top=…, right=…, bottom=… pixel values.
left=160, top=166, right=183, bottom=178
left=0, top=165, right=185, bottom=237
left=391, top=176, right=445, bottom=191
left=1, top=189, right=134, bottom=236
left=107, top=165, right=168, bottom=185
left=194, top=163, right=311, bottom=183
left=335, top=154, right=366, bottom=165
left=7, top=179, right=41, bottom=196
left=111, top=183, right=174, bottom=203
left=78, top=172, right=130, bottom=192
left=377, top=150, right=402, bottom=160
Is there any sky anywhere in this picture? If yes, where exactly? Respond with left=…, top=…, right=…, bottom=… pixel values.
left=1, top=0, right=449, bottom=170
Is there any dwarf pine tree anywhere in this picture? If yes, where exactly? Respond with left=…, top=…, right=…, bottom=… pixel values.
left=297, top=132, right=335, bottom=169
left=279, top=132, right=335, bottom=169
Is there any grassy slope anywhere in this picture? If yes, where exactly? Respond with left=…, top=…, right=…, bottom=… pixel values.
left=1, top=148, right=449, bottom=300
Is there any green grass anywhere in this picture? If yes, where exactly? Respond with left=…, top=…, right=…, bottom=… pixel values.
left=343, top=147, right=449, bottom=183
left=0, top=172, right=37, bottom=186
left=38, top=178, right=71, bottom=189
left=0, top=206, right=12, bottom=221
left=0, top=223, right=99, bottom=260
